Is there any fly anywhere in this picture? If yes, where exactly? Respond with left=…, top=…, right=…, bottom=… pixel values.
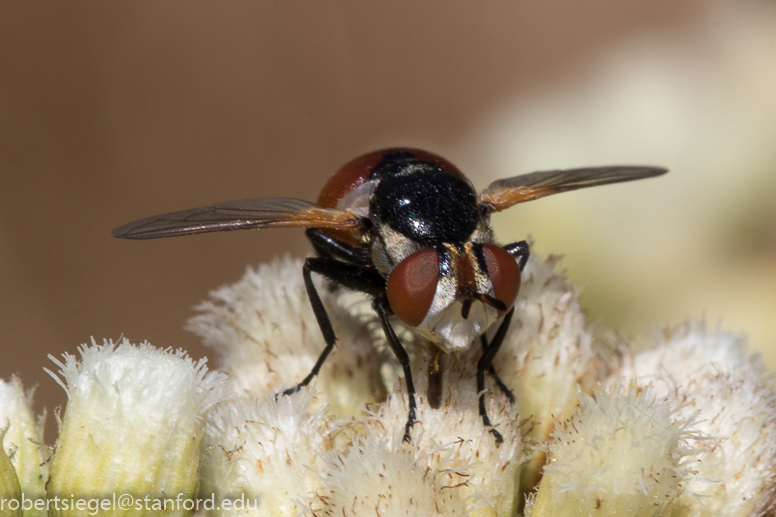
left=113, top=148, right=667, bottom=444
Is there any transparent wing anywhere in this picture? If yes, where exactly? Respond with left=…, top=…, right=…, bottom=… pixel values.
left=112, top=197, right=361, bottom=239
left=479, top=166, right=668, bottom=212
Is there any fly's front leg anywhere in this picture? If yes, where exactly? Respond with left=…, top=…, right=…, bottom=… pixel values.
left=487, top=239, right=525, bottom=393
left=480, top=335, right=515, bottom=404
left=481, top=241, right=523, bottom=404
left=477, top=307, right=515, bottom=445
left=374, top=299, right=417, bottom=443
left=280, top=257, right=385, bottom=397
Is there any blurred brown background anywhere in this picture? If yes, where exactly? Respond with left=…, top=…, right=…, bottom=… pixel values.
left=2, top=1, right=775, bottom=441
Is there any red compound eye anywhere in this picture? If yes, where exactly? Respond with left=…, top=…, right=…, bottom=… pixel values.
left=481, top=244, right=521, bottom=313
left=386, top=248, right=440, bottom=327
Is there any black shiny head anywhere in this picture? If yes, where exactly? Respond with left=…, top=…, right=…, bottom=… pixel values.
left=372, top=168, right=479, bottom=246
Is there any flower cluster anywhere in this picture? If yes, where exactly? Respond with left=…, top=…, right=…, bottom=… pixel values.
left=0, top=254, right=774, bottom=516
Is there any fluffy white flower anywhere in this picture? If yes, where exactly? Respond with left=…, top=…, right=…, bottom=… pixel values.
left=527, top=383, right=698, bottom=517
left=186, top=257, right=386, bottom=416
left=192, top=255, right=531, bottom=516
left=618, top=320, right=776, bottom=516
left=18, top=253, right=772, bottom=516
left=308, top=433, right=471, bottom=517
left=201, top=389, right=332, bottom=516
left=185, top=255, right=776, bottom=516
left=45, top=338, right=229, bottom=505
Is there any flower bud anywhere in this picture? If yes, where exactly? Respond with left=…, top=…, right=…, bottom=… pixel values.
left=45, top=339, right=228, bottom=516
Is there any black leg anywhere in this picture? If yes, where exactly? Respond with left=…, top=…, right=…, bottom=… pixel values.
left=477, top=307, right=515, bottom=445
left=504, top=240, right=530, bottom=271
left=374, top=299, right=417, bottom=443
left=306, top=228, right=372, bottom=266
left=481, top=335, right=515, bottom=404
left=306, top=257, right=386, bottom=297
left=280, top=257, right=385, bottom=397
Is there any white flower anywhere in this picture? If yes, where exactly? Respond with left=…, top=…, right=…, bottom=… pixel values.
left=188, top=255, right=776, bottom=516
left=617, top=320, right=776, bottom=516
left=45, top=338, right=229, bottom=509
left=200, top=389, right=332, bottom=516
left=1, top=254, right=773, bottom=516
left=186, top=257, right=385, bottom=416
left=526, top=382, right=699, bottom=516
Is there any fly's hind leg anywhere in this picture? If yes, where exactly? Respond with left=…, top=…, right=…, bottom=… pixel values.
left=279, top=257, right=385, bottom=397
